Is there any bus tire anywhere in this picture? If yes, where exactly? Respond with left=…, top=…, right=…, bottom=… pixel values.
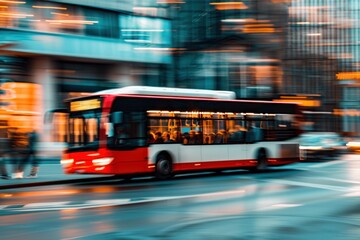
left=250, top=149, right=268, bottom=172
left=155, top=153, right=173, bottom=180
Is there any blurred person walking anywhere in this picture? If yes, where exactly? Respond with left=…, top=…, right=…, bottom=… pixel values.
left=0, top=130, right=11, bottom=179
left=15, top=130, right=39, bottom=178
left=10, top=128, right=31, bottom=179
left=25, top=130, right=39, bottom=178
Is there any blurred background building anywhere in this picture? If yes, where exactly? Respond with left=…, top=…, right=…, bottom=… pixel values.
left=171, top=0, right=287, bottom=100
left=1, top=0, right=360, bottom=149
left=0, top=0, right=172, bottom=146
left=284, top=0, right=357, bottom=134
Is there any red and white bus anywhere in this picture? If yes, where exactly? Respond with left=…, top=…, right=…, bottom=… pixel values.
left=57, top=86, right=301, bottom=179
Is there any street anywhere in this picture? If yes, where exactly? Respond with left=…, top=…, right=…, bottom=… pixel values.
left=1, top=154, right=360, bottom=240
left=1, top=1, right=360, bottom=239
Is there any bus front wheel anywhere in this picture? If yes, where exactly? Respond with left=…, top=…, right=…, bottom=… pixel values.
left=155, top=154, right=173, bottom=180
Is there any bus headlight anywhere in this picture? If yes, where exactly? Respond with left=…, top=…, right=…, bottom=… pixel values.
left=299, top=146, right=323, bottom=150
left=60, top=159, right=74, bottom=166
left=92, top=157, right=114, bottom=166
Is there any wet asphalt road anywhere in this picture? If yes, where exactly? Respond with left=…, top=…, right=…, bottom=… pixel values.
left=1, top=154, right=360, bottom=240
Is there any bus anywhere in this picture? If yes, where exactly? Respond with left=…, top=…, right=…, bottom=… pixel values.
left=55, top=86, right=301, bottom=179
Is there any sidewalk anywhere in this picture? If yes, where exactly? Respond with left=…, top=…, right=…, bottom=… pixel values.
left=0, top=161, right=114, bottom=190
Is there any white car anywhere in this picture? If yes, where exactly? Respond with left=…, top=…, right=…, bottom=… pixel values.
left=346, top=138, right=360, bottom=153
left=299, top=132, right=346, bottom=160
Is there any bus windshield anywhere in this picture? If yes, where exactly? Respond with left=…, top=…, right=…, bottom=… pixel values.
left=68, top=109, right=101, bottom=150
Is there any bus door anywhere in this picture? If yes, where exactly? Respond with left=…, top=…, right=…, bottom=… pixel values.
left=108, top=111, right=148, bottom=174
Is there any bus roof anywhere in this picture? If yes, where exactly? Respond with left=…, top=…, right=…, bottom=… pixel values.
left=93, top=86, right=236, bottom=100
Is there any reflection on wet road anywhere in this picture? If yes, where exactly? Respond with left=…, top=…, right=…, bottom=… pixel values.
left=1, top=154, right=360, bottom=239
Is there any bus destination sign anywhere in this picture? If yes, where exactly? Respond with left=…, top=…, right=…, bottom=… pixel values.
left=70, top=99, right=101, bottom=112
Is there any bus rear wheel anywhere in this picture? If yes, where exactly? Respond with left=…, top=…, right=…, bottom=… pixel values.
left=155, top=154, right=173, bottom=180
left=250, top=149, right=268, bottom=172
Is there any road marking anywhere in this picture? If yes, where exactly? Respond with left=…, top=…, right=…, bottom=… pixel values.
left=271, top=203, right=303, bottom=208
left=266, top=179, right=348, bottom=192
left=19, top=199, right=132, bottom=211
left=308, top=160, right=345, bottom=168
left=86, top=199, right=130, bottom=205
left=0, top=181, right=340, bottom=212
left=0, top=178, right=350, bottom=213
left=25, top=202, right=70, bottom=208
left=343, top=191, right=360, bottom=197
left=0, top=188, right=248, bottom=212
left=313, top=177, right=360, bottom=185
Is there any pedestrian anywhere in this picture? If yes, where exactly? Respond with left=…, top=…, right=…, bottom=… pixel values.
left=25, top=130, right=39, bottom=178
left=10, top=127, right=27, bottom=179
left=0, top=131, right=11, bottom=179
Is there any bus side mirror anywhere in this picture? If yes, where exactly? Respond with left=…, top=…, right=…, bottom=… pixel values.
left=110, top=111, right=123, bottom=124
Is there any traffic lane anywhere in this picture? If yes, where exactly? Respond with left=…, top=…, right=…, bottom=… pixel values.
left=2, top=152, right=359, bottom=208
left=1, top=171, right=359, bottom=240
left=0, top=167, right=306, bottom=206
left=156, top=196, right=360, bottom=240
left=159, top=182, right=360, bottom=240
left=0, top=150, right=352, bottom=192
left=0, top=154, right=357, bottom=208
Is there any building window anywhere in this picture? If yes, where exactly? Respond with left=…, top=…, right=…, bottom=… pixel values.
left=120, top=15, right=171, bottom=45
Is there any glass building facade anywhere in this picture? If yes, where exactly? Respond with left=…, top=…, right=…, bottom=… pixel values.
left=0, top=0, right=172, bottom=147
left=2, top=0, right=360, bottom=147
left=286, top=0, right=360, bottom=134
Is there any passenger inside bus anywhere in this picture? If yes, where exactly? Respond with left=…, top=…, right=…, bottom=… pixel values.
left=228, top=125, right=246, bottom=143
left=182, top=132, right=190, bottom=144
left=154, top=131, right=164, bottom=143
left=214, top=130, right=227, bottom=143
left=204, top=132, right=215, bottom=144
left=195, top=131, right=203, bottom=144
left=148, top=131, right=155, bottom=143
left=171, top=131, right=181, bottom=142
left=188, top=130, right=197, bottom=144
left=246, top=122, right=264, bottom=143
left=162, top=131, right=173, bottom=143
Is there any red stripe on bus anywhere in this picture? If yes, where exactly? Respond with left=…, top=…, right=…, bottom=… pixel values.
left=63, top=157, right=298, bottom=175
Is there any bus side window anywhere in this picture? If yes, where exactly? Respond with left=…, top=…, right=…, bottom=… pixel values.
left=110, top=111, right=123, bottom=124
left=245, top=121, right=264, bottom=143
left=124, top=112, right=146, bottom=147
left=114, top=125, right=129, bottom=145
left=109, top=112, right=146, bottom=147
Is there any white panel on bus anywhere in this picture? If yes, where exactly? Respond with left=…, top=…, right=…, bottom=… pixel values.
left=178, top=145, right=202, bottom=163
left=201, top=145, right=229, bottom=162
left=228, top=145, right=248, bottom=161
left=148, top=144, right=180, bottom=165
